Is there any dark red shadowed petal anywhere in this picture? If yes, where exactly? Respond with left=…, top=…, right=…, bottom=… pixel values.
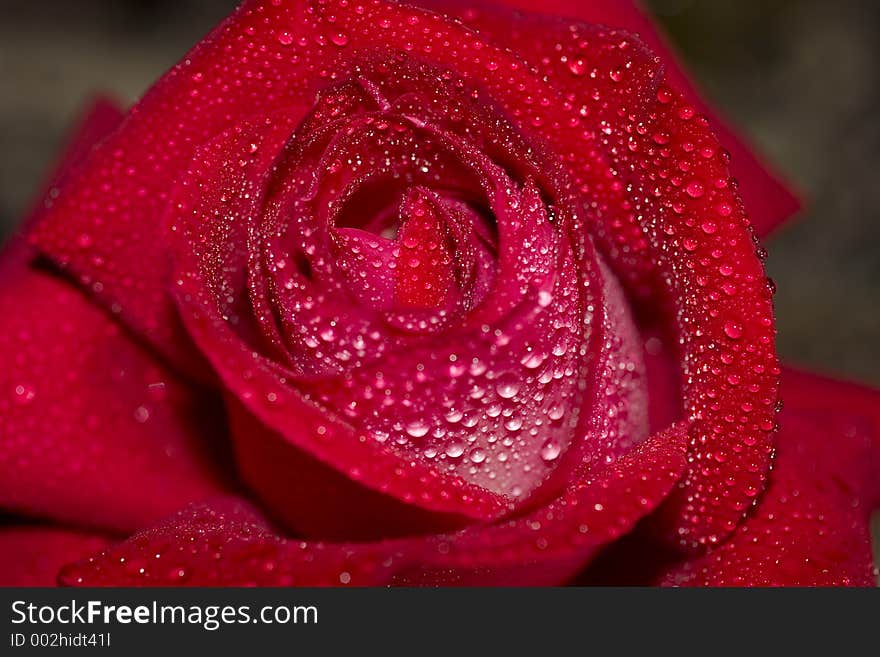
left=59, top=424, right=687, bottom=586
left=0, top=101, right=232, bottom=533
left=641, top=328, right=683, bottom=434
left=579, top=369, right=880, bottom=586
left=225, top=398, right=474, bottom=540
left=0, top=526, right=111, bottom=587
left=778, top=368, right=880, bottom=505
left=472, top=0, right=801, bottom=235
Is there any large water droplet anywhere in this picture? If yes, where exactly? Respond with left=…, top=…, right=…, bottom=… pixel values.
left=495, top=378, right=520, bottom=399
left=685, top=181, right=705, bottom=198
left=723, top=321, right=744, bottom=339
left=540, top=441, right=561, bottom=462
left=405, top=420, right=430, bottom=438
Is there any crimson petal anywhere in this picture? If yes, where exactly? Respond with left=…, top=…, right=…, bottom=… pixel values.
left=475, top=0, right=801, bottom=235
left=419, top=5, right=780, bottom=549
left=0, top=525, right=111, bottom=587
left=579, top=369, right=880, bottom=586
left=660, top=369, right=879, bottom=586
left=59, top=424, right=687, bottom=586
left=0, top=101, right=232, bottom=533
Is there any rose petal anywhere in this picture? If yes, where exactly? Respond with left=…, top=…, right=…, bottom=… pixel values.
left=20, top=95, right=123, bottom=231
left=464, top=0, right=801, bottom=235
left=27, top=1, right=776, bottom=547
left=0, top=101, right=232, bottom=533
left=661, top=413, right=878, bottom=585
left=778, top=367, right=879, bottom=507
left=393, top=189, right=457, bottom=309
left=59, top=424, right=687, bottom=586
left=416, top=0, right=781, bottom=550
left=580, top=369, right=880, bottom=586
left=165, top=55, right=651, bottom=537
left=0, top=252, right=233, bottom=533
left=0, top=525, right=111, bottom=586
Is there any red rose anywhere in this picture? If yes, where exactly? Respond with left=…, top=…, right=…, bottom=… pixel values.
left=1, top=0, right=877, bottom=587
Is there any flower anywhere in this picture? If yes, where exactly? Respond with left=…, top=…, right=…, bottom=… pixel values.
left=0, top=0, right=876, bottom=587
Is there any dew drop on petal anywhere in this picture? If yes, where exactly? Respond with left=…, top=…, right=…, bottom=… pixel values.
left=685, top=181, right=705, bottom=198
left=540, top=441, right=561, bottom=462
left=724, top=321, right=744, bottom=339
left=405, top=419, right=430, bottom=438
left=495, top=377, right=520, bottom=399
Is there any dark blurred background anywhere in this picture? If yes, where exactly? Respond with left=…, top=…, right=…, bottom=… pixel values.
left=1, top=0, right=878, bottom=386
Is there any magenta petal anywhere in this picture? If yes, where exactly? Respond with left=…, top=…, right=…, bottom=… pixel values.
left=0, top=526, right=111, bottom=587
left=19, top=96, right=124, bottom=231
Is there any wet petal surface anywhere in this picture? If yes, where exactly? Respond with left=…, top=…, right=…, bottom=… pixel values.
left=660, top=369, right=879, bottom=585
left=1, top=101, right=232, bottom=533
left=60, top=425, right=687, bottom=586
left=0, top=525, right=110, bottom=587
left=9, top=0, right=819, bottom=582
left=579, top=369, right=880, bottom=586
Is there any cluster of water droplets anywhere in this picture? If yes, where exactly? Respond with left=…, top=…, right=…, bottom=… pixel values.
left=233, top=64, right=615, bottom=498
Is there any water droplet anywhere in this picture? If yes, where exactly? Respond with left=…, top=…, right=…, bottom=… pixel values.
left=504, top=417, right=523, bottom=431
left=686, top=181, right=705, bottom=198
left=469, top=448, right=487, bottom=464
left=547, top=405, right=565, bottom=421
left=405, top=420, right=430, bottom=438
left=567, top=58, right=587, bottom=77
left=495, top=378, right=520, bottom=399
left=330, top=31, right=349, bottom=47
left=723, top=321, right=744, bottom=339
left=12, top=384, right=36, bottom=405
left=540, top=441, right=561, bottom=462
left=521, top=351, right=547, bottom=369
